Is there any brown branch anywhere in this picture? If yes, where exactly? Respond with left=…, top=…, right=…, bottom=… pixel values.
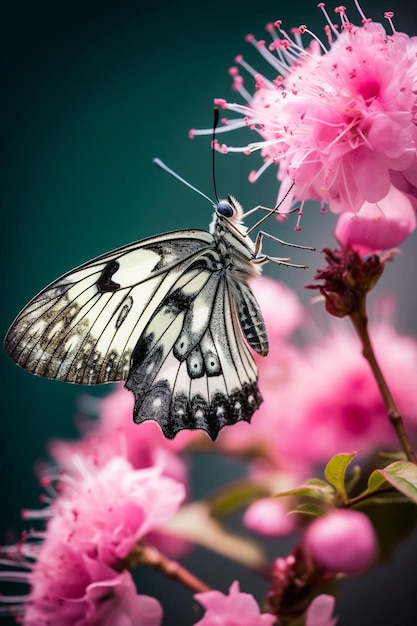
left=350, top=307, right=417, bottom=464
left=118, top=542, right=211, bottom=594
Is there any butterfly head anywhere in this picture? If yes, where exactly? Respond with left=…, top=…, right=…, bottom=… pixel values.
left=214, top=194, right=243, bottom=222
left=216, top=194, right=242, bottom=217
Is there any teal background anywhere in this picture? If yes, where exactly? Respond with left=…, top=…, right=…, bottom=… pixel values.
left=1, top=1, right=417, bottom=624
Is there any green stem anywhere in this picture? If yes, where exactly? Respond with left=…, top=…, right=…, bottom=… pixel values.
left=347, top=486, right=396, bottom=508
left=350, top=306, right=417, bottom=464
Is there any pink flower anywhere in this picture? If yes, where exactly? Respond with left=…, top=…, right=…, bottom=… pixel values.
left=193, top=4, right=417, bottom=227
left=82, top=568, right=162, bottom=626
left=44, top=457, right=185, bottom=564
left=335, top=184, right=417, bottom=254
left=217, top=306, right=417, bottom=476
left=24, top=561, right=162, bottom=626
left=194, top=581, right=276, bottom=625
left=49, top=388, right=193, bottom=559
left=243, top=498, right=295, bottom=537
left=305, top=594, right=338, bottom=626
left=275, top=322, right=417, bottom=467
left=305, top=510, right=378, bottom=575
left=1, top=457, right=185, bottom=624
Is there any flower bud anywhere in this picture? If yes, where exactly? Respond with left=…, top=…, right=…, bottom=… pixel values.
left=243, top=498, right=295, bottom=537
left=305, top=510, right=377, bottom=575
left=307, top=246, right=385, bottom=318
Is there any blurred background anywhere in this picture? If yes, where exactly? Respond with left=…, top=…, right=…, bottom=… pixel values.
left=1, top=0, right=417, bottom=624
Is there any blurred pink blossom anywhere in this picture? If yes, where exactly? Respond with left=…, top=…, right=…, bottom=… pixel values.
left=50, top=384, right=198, bottom=484
left=49, top=385, right=196, bottom=559
left=1, top=457, right=185, bottom=624
left=194, top=581, right=276, bottom=625
left=251, top=276, right=304, bottom=344
left=275, top=323, right=417, bottom=468
left=41, top=456, right=186, bottom=564
left=243, top=497, right=295, bottom=537
left=80, top=568, right=163, bottom=626
left=305, top=509, right=378, bottom=575
left=25, top=562, right=162, bottom=626
left=192, top=4, right=417, bottom=230
left=217, top=277, right=417, bottom=473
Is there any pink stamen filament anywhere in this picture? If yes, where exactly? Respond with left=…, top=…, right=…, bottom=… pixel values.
left=248, top=157, right=275, bottom=182
left=353, top=0, right=369, bottom=23
left=246, top=34, right=292, bottom=74
left=21, top=508, right=53, bottom=520
left=0, top=572, right=31, bottom=584
left=384, top=11, right=396, bottom=33
left=185, top=120, right=248, bottom=137
left=235, top=56, right=276, bottom=90
left=317, top=3, right=340, bottom=39
left=234, top=81, right=253, bottom=103
left=0, top=559, right=32, bottom=570
left=339, top=160, right=356, bottom=210
left=299, top=26, right=329, bottom=53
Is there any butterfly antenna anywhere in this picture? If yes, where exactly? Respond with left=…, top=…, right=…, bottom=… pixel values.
left=212, top=107, right=220, bottom=203
left=153, top=158, right=216, bottom=207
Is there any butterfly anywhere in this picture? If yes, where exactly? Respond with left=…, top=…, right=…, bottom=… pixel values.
left=4, top=161, right=305, bottom=440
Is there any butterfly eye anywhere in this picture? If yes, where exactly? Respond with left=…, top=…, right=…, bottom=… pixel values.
left=216, top=201, right=234, bottom=217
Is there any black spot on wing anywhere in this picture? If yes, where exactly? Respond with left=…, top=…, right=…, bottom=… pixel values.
left=97, top=260, right=121, bottom=293
left=127, top=333, right=164, bottom=390
left=115, top=295, right=134, bottom=329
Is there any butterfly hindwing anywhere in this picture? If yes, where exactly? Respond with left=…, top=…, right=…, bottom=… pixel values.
left=126, top=269, right=262, bottom=439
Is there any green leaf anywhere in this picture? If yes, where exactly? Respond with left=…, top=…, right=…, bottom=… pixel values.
left=377, top=461, right=417, bottom=504
left=367, top=469, right=389, bottom=494
left=324, top=452, right=358, bottom=500
left=291, top=502, right=325, bottom=517
left=275, top=484, right=334, bottom=503
left=306, top=478, right=330, bottom=488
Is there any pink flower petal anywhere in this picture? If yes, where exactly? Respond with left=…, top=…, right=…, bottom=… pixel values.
left=194, top=581, right=276, bottom=625
left=306, top=594, right=338, bottom=626
left=335, top=185, right=416, bottom=254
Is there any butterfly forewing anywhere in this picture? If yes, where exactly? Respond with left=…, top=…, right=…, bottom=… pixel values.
left=5, top=230, right=213, bottom=384
left=5, top=199, right=268, bottom=440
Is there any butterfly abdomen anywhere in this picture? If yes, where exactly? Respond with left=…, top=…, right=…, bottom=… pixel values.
left=234, top=283, right=269, bottom=357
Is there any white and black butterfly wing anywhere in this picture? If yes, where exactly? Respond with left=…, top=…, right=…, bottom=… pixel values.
left=5, top=226, right=263, bottom=439
left=126, top=268, right=262, bottom=439
left=5, top=186, right=274, bottom=441
left=4, top=230, right=213, bottom=385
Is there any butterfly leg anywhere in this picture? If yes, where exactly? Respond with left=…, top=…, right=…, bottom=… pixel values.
left=252, top=231, right=313, bottom=268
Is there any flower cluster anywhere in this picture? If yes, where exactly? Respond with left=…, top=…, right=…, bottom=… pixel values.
left=1, top=457, right=185, bottom=625
left=192, top=3, right=417, bottom=251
